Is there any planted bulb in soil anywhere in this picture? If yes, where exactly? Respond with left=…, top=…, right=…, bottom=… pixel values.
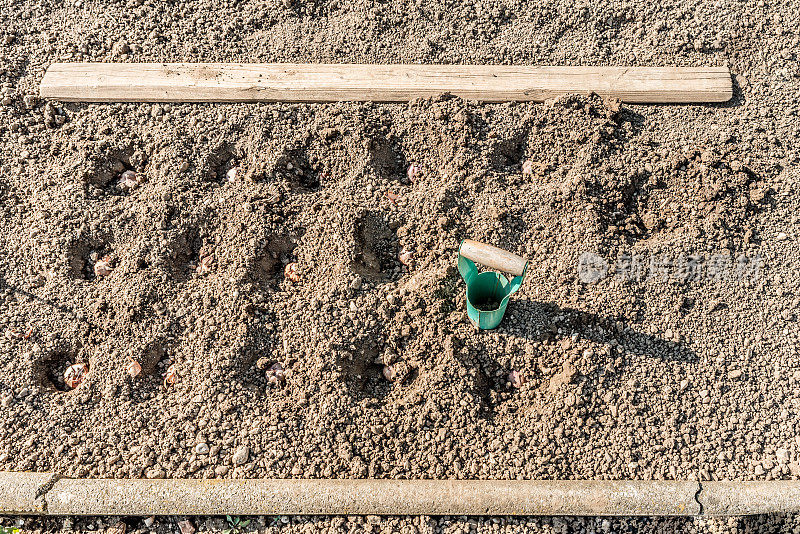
left=63, top=363, right=89, bottom=389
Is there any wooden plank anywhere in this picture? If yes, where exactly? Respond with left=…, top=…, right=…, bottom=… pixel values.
left=40, top=63, right=732, bottom=104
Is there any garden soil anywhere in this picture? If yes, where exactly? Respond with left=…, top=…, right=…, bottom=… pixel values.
left=1, top=0, right=799, bottom=532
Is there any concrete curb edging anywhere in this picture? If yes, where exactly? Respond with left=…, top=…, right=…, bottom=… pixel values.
left=1, top=473, right=799, bottom=516
left=44, top=479, right=701, bottom=517
left=0, top=472, right=50, bottom=514
left=700, top=481, right=800, bottom=516
left=1, top=474, right=700, bottom=516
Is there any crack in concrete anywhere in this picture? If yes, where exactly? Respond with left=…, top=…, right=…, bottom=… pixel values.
left=34, top=472, right=63, bottom=513
left=695, top=481, right=704, bottom=515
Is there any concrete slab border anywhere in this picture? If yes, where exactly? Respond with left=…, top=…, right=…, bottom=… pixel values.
left=1, top=473, right=798, bottom=517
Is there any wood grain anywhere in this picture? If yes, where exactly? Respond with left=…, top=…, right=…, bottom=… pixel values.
left=40, top=63, right=733, bottom=103
left=460, top=239, right=528, bottom=276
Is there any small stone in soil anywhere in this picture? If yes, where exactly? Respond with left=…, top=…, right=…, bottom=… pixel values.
left=232, top=445, right=250, bottom=466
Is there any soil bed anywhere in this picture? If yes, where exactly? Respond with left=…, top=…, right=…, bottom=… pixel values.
left=1, top=0, right=800, bottom=532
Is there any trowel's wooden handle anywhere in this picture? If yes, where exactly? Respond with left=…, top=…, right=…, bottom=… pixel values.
left=460, top=239, right=528, bottom=276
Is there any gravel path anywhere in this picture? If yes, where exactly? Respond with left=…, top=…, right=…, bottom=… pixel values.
left=1, top=0, right=799, bottom=532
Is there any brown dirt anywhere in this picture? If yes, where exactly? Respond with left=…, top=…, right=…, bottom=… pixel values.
left=1, top=0, right=800, bottom=532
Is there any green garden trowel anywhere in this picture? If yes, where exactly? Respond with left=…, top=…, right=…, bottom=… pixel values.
left=458, top=239, right=529, bottom=330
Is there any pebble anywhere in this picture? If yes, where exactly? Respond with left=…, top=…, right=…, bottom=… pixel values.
left=145, top=466, right=165, bottom=479
left=194, top=443, right=209, bottom=455
left=113, top=40, right=130, bottom=56
left=728, top=369, right=743, bottom=379
left=232, top=445, right=249, bottom=466
left=522, top=159, right=534, bottom=175
left=177, top=520, right=195, bottom=534
left=214, top=465, right=229, bottom=476
left=777, top=232, right=788, bottom=241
